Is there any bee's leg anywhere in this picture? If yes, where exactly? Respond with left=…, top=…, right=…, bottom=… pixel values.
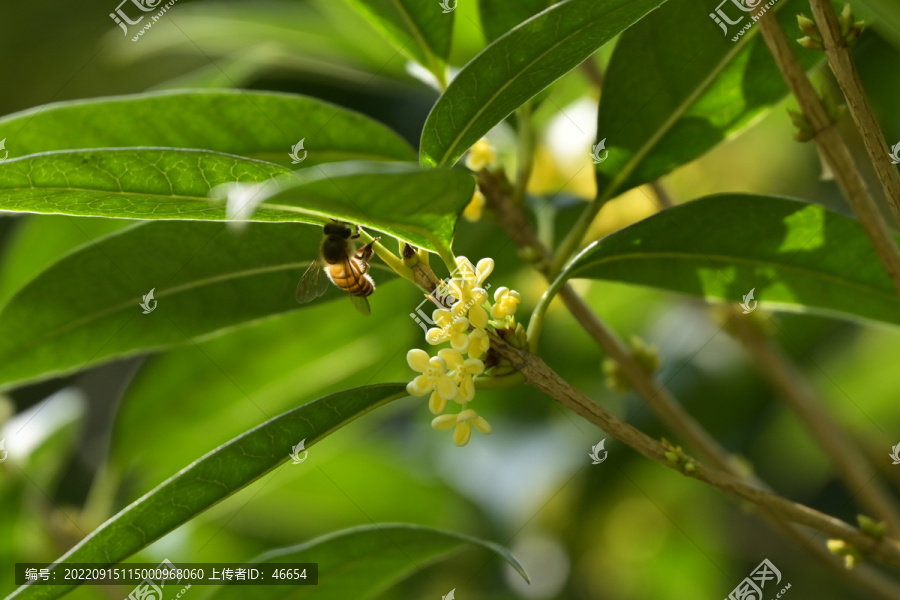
left=350, top=224, right=362, bottom=240
left=356, top=237, right=381, bottom=272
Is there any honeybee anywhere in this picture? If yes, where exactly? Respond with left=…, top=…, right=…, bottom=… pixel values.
left=296, top=221, right=380, bottom=315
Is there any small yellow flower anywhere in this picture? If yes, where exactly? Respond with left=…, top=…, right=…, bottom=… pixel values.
left=463, top=189, right=486, bottom=222
left=447, top=257, right=493, bottom=328
left=406, top=349, right=457, bottom=401
left=440, top=348, right=484, bottom=403
left=426, top=311, right=470, bottom=352
left=465, top=139, right=496, bottom=172
left=490, top=286, right=521, bottom=319
left=467, top=327, right=490, bottom=359
left=432, top=408, right=492, bottom=446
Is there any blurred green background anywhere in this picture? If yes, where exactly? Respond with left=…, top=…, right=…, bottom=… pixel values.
left=2, top=0, right=900, bottom=598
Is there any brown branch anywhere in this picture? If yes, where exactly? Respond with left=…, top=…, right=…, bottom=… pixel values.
left=727, top=308, right=900, bottom=533
left=756, top=10, right=900, bottom=297
left=478, top=167, right=900, bottom=593
left=809, top=0, right=900, bottom=223
left=487, top=331, right=900, bottom=568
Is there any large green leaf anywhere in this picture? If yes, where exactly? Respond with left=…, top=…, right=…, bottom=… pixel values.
left=248, top=161, right=475, bottom=252
left=0, top=148, right=289, bottom=219
left=477, top=0, right=557, bottom=42
left=0, top=215, right=126, bottom=305
left=419, top=0, right=668, bottom=167
left=0, top=152, right=474, bottom=251
left=856, top=0, right=900, bottom=49
left=560, top=195, right=900, bottom=326
left=108, top=304, right=418, bottom=495
left=0, top=220, right=396, bottom=392
left=344, top=0, right=453, bottom=80
left=0, top=90, right=415, bottom=167
left=207, top=524, right=528, bottom=600
left=594, top=0, right=823, bottom=198
left=4, top=385, right=409, bottom=600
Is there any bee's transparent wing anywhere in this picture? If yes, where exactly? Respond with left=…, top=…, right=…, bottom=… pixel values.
left=296, top=258, right=330, bottom=304
left=349, top=294, right=371, bottom=316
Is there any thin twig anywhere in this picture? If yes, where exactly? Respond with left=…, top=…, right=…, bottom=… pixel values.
left=649, top=180, right=675, bottom=209
left=479, top=168, right=900, bottom=595
left=809, top=0, right=900, bottom=223
left=487, top=331, right=900, bottom=568
left=727, top=307, right=900, bottom=533
left=755, top=10, right=900, bottom=297
left=579, top=57, right=605, bottom=89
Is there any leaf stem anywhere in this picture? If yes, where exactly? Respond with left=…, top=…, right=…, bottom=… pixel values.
left=357, top=229, right=416, bottom=282
left=550, top=187, right=613, bottom=277
left=527, top=268, right=571, bottom=354
left=512, top=103, right=535, bottom=205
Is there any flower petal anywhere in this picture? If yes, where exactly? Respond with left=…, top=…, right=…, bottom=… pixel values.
left=467, top=329, right=490, bottom=359
left=434, top=373, right=458, bottom=400
left=457, top=408, right=479, bottom=422
left=438, top=348, right=465, bottom=370
left=473, top=416, right=492, bottom=434
left=426, top=327, right=449, bottom=345
left=450, top=332, right=470, bottom=352
left=476, top=258, right=495, bottom=284
left=407, top=348, right=431, bottom=373
left=469, top=304, right=489, bottom=329
left=463, top=189, right=486, bottom=222
left=453, top=421, right=472, bottom=446
left=406, top=377, right=432, bottom=397
left=432, top=414, right=457, bottom=430
left=457, top=377, right=475, bottom=403
left=464, top=358, right=485, bottom=376
left=428, top=391, right=447, bottom=415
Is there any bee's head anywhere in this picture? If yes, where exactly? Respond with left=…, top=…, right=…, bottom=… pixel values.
left=324, top=221, right=352, bottom=239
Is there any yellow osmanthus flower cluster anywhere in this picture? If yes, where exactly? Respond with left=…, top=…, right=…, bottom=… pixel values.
left=406, top=256, right=521, bottom=446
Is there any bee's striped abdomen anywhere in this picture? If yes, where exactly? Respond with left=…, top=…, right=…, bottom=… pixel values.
left=326, top=259, right=375, bottom=297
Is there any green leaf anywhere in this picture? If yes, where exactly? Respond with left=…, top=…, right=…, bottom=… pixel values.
left=594, top=0, right=822, bottom=198
left=0, top=220, right=396, bottom=392
left=477, top=0, right=557, bottom=42
left=855, top=0, right=900, bottom=49
left=0, top=151, right=473, bottom=252
left=0, top=148, right=289, bottom=219
left=108, top=307, right=417, bottom=495
left=0, top=90, right=415, bottom=167
left=419, top=0, right=668, bottom=167
left=0, top=215, right=126, bottom=306
left=4, top=385, right=409, bottom=600
left=560, top=195, right=900, bottom=326
left=344, top=0, right=453, bottom=80
left=207, top=524, right=528, bottom=600
left=249, top=161, right=475, bottom=252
